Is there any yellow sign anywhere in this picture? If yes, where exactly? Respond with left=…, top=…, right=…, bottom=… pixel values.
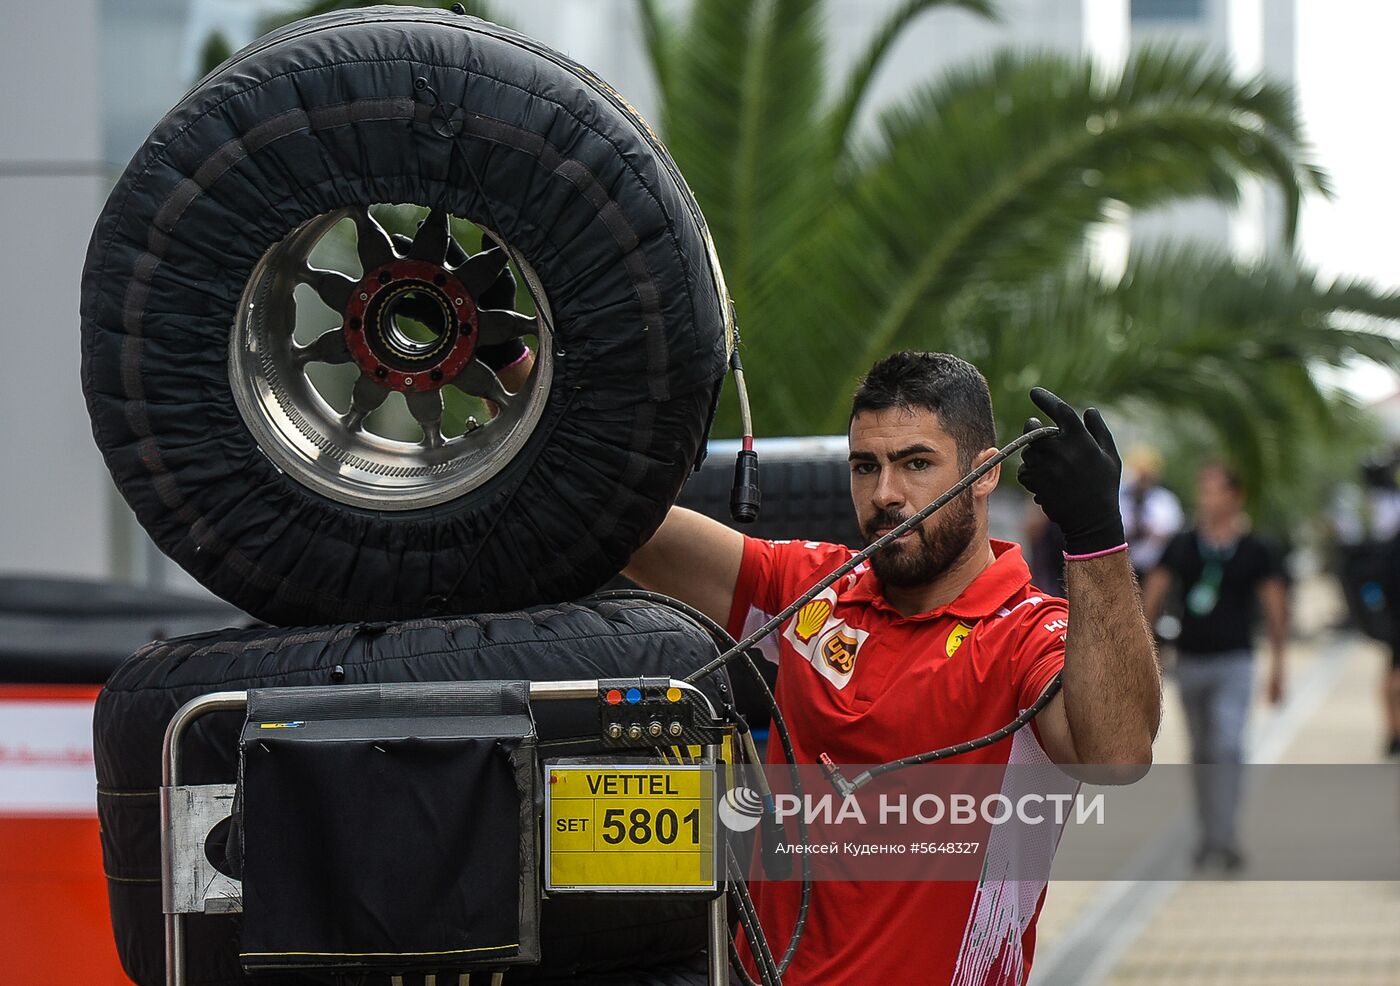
left=545, top=764, right=716, bottom=892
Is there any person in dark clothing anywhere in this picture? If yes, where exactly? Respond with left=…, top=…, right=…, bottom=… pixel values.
left=1142, top=461, right=1288, bottom=873
left=1381, top=530, right=1400, bottom=757
left=1024, top=500, right=1066, bottom=598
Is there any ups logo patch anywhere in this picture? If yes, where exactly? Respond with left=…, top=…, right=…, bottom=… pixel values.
left=821, top=630, right=860, bottom=675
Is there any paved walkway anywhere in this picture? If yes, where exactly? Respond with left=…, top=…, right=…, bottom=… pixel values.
left=1031, top=579, right=1400, bottom=985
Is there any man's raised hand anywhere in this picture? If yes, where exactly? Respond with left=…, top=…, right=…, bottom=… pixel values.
left=1016, top=387, right=1126, bottom=557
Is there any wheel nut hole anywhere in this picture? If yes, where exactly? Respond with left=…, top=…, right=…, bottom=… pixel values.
left=374, top=366, right=389, bottom=379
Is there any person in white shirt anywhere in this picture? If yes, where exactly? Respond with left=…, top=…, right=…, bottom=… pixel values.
left=1119, top=445, right=1184, bottom=582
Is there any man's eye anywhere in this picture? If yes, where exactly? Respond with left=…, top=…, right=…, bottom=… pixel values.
left=852, top=463, right=876, bottom=476
left=907, top=458, right=931, bottom=471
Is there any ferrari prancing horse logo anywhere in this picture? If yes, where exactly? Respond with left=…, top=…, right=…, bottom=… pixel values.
left=946, top=622, right=974, bottom=657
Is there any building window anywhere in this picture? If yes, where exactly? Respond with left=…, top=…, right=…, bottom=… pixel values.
left=1131, top=0, right=1205, bottom=21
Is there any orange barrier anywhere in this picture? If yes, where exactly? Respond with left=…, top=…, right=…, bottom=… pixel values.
left=0, top=685, right=130, bottom=983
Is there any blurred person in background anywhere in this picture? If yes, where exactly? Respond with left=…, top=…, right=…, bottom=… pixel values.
left=1143, top=461, right=1288, bottom=873
left=1023, top=501, right=1066, bottom=598
left=1120, top=444, right=1184, bottom=585
left=1381, top=528, right=1400, bottom=757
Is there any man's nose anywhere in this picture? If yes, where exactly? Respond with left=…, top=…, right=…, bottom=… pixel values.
left=872, top=471, right=905, bottom=511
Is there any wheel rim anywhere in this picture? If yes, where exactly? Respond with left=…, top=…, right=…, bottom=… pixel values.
left=229, top=205, right=554, bottom=511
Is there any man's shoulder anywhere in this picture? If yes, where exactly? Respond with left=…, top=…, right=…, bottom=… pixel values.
left=752, top=536, right=857, bottom=566
left=741, top=536, right=860, bottom=590
left=1241, top=530, right=1282, bottom=553
left=981, top=586, right=1068, bottom=643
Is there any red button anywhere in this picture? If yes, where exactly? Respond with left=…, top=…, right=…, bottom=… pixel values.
left=606, top=689, right=623, bottom=705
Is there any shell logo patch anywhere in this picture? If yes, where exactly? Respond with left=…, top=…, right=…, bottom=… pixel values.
left=795, top=599, right=832, bottom=642
left=781, top=587, right=869, bottom=690
left=946, top=622, right=974, bottom=658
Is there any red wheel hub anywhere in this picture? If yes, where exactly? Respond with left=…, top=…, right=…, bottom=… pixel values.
left=341, top=259, right=479, bottom=393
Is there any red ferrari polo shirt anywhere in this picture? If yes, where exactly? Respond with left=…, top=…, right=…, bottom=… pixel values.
left=727, top=537, right=1069, bottom=986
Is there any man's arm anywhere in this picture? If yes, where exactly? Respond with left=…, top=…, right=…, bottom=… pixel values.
left=1258, top=576, right=1288, bottom=705
left=1033, top=553, right=1161, bottom=777
left=1017, top=389, right=1161, bottom=778
left=1141, top=565, right=1173, bottom=628
left=622, top=506, right=745, bottom=628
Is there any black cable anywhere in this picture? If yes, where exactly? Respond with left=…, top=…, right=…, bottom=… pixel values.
left=727, top=846, right=781, bottom=986
left=584, top=590, right=812, bottom=976
left=818, top=673, right=1064, bottom=798
left=683, top=426, right=1058, bottom=684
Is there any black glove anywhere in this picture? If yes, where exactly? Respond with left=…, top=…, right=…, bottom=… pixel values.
left=1016, top=387, right=1125, bottom=556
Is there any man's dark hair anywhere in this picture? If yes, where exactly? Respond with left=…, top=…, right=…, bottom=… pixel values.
left=850, top=352, right=996, bottom=466
left=1199, top=459, right=1245, bottom=495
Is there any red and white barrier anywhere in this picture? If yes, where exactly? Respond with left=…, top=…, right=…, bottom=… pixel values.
left=0, top=685, right=129, bottom=982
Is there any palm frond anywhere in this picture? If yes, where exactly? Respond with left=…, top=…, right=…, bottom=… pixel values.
left=662, top=0, right=826, bottom=312
left=954, top=249, right=1400, bottom=509
left=636, top=0, right=674, bottom=106
left=768, top=46, right=1329, bottom=430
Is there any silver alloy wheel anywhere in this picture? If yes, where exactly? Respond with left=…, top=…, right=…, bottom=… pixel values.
left=229, top=206, right=554, bottom=511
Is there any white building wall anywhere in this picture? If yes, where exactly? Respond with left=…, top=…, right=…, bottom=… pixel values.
left=0, top=1, right=113, bottom=579
left=1128, top=0, right=1295, bottom=256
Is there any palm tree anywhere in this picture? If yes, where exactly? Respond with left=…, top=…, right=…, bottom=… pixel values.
left=637, top=0, right=1400, bottom=470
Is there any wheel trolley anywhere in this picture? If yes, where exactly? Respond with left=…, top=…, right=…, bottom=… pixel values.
left=160, top=678, right=733, bottom=986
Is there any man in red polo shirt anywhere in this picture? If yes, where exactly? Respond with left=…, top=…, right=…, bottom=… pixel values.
left=624, top=352, right=1159, bottom=985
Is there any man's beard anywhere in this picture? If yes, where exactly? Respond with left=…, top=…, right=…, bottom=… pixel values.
left=863, top=490, right=977, bottom=589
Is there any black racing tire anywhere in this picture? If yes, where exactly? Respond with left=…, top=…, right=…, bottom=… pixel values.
left=80, top=7, right=730, bottom=627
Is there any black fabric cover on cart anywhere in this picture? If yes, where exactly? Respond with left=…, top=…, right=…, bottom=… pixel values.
left=80, top=7, right=730, bottom=627
left=94, top=599, right=731, bottom=986
left=239, top=682, right=540, bottom=973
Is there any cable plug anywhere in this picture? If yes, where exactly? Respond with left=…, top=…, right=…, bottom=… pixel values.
left=819, top=752, right=856, bottom=799
left=730, top=443, right=761, bottom=524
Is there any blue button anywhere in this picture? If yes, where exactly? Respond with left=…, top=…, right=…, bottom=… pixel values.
left=625, top=687, right=642, bottom=704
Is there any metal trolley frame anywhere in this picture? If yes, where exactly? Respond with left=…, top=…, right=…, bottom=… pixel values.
left=160, top=679, right=731, bottom=986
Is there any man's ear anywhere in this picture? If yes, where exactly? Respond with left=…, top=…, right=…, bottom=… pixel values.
left=970, top=447, right=1001, bottom=498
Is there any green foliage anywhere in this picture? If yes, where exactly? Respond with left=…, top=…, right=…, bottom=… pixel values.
left=639, top=0, right=1400, bottom=522
left=956, top=249, right=1399, bottom=525
left=197, top=30, right=234, bottom=78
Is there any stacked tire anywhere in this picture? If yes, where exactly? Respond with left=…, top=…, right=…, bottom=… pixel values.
left=83, top=8, right=732, bottom=984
